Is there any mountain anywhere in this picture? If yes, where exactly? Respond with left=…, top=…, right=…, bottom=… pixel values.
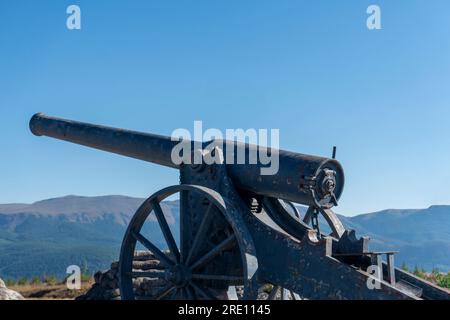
left=0, top=196, right=179, bottom=279
left=0, top=195, right=449, bottom=279
left=337, top=206, right=450, bottom=271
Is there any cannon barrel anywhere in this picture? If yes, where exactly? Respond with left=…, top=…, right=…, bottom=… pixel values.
left=30, top=113, right=179, bottom=169
left=30, top=113, right=344, bottom=208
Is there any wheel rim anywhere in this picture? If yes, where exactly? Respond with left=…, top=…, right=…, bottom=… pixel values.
left=119, top=184, right=258, bottom=300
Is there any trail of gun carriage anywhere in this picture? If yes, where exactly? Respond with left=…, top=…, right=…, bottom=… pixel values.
left=4, top=113, right=447, bottom=300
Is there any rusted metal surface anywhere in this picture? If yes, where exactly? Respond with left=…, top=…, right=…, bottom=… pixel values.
left=29, top=113, right=450, bottom=300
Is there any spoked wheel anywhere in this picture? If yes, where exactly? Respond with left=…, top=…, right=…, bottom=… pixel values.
left=119, top=184, right=259, bottom=300
left=279, top=200, right=301, bottom=220
left=262, top=197, right=345, bottom=240
left=302, top=205, right=345, bottom=238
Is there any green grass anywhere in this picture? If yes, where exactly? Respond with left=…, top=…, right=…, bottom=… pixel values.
left=401, top=264, right=450, bottom=289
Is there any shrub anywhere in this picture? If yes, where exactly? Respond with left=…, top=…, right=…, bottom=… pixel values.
left=5, top=278, right=16, bottom=287
left=436, top=272, right=450, bottom=289
left=81, top=272, right=92, bottom=282
left=407, top=265, right=450, bottom=289
left=400, top=262, right=409, bottom=272
left=43, top=275, right=59, bottom=286
left=413, top=265, right=426, bottom=278
left=30, top=276, right=41, bottom=285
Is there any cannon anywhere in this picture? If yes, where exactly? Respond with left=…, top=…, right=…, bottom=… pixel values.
left=30, top=113, right=450, bottom=300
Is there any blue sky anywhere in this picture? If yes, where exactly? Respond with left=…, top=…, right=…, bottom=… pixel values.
left=0, top=1, right=449, bottom=216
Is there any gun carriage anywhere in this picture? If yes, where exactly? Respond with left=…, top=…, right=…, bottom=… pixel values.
left=30, top=113, right=450, bottom=300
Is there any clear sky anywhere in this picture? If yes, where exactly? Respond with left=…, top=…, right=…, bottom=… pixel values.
left=0, top=1, right=449, bottom=216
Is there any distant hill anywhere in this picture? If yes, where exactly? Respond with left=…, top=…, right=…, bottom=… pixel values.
left=0, top=195, right=449, bottom=279
left=337, top=206, right=450, bottom=271
left=0, top=196, right=178, bottom=279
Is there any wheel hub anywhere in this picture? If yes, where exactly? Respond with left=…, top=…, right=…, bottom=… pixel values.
left=166, top=264, right=191, bottom=287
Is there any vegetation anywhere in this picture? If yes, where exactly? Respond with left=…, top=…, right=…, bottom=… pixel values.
left=3, top=270, right=93, bottom=288
left=5, top=278, right=16, bottom=287
left=429, top=268, right=450, bottom=289
left=401, top=263, right=450, bottom=289
left=400, top=262, right=409, bottom=272
left=30, top=276, right=40, bottom=285
left=3, top=273, right=94, bottom=300
left=43, top=275, right=59, bottom=286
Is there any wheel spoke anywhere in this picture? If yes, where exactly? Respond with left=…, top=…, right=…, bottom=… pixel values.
left=189, top=281, right=217, bottom=300
left=154, top=284, right=176, bottom=300
left=191, top=274, right=244, bottom=281
left=128, top=271, right=166, bottom=278
left=185, top=203, right=214, bottom=265
left=170, top=288, right=179, bottom=300
left=152, top=200, right=181, bottom=263
left=131, top=231, right=174, bottom=268
left=189, top=234, right=236, bottom=270
left=268, top=285, right=280, bottom=300
left=186, top=285, right=196, bottom=300
left=179, top=287, right=187, bottom=300
left=179, top=190, right=189, bottom=263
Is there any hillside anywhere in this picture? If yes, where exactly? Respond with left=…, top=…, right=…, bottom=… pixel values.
left=0, top=196, right=178, bottom=279
left=338, top=206, right=450, bottom=270
left=0, top=195, right=449, bottom=279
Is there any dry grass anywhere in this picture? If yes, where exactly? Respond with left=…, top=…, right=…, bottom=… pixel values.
left=10, top=279, right=94, bottom=300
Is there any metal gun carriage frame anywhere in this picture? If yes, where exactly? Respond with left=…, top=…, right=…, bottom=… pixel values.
left=29, top=113, right=450, bottom=300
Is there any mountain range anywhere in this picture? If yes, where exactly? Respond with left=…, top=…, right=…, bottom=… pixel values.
left=0, top=195, right=449, bottom=279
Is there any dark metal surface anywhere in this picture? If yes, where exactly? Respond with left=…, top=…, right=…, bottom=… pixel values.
left=118, top=184, right=259, bottom=300
left=30, top=113, right=343, bottom=209
left=30, top=113, right=179, bottom=169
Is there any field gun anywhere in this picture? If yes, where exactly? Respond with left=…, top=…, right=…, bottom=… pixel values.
left=30, top=113, right=450, bottom=300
